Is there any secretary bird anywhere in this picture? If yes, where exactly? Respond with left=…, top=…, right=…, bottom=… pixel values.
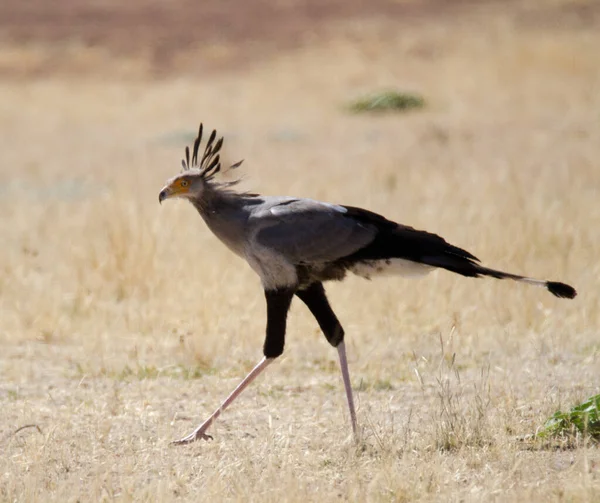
left=159, top=123, right=576, bottom=445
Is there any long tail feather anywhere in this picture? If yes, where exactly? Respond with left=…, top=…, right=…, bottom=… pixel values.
left=341, top=205, right=577, bottom=300
left=472, top=265, right=576, bottom=299
left=429, top=260, right=577, bottom=299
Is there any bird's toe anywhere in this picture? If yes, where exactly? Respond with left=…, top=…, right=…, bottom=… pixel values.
left=171, top=431, right=213, bottom=446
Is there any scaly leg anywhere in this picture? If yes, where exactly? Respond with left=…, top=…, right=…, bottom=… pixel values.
left=173, top=288, right=294, bottom=445
left=172, top=357, right=273, bottom=445
left=337, top=340, right=358, bottom=438
left=296, top=283, right=358, bottom=439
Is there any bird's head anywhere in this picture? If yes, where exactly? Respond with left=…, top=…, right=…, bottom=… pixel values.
left=159, top=171, right=205, bottom=203
left=158, top=123, right=243, bottom=205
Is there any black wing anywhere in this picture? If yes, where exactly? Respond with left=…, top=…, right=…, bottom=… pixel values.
left=339, top=205, right=481, bottom=276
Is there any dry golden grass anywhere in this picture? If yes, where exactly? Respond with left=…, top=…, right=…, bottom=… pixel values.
left=1, top=9, right=600, bottom=503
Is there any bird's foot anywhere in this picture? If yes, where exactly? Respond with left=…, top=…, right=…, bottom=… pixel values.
left=171, top=427, right=213, bottom=446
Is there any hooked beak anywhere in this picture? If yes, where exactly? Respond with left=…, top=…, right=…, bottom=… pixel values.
left=158, top=184, right=180, bottom=204
left=159, top=182, right=191, bottom=204
left=158, top=187, right=169, bottom=204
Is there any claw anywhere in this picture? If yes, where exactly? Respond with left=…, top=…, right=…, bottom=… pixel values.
left=171, top=430, right=213, bottom=446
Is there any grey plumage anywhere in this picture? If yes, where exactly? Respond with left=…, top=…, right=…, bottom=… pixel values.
left=158, top=123, right=577, bottom=445
left=254, top=199, right=375, bottom=264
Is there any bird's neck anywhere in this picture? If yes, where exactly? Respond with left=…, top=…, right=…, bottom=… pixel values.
left=191, top=186, right=256, bottom=258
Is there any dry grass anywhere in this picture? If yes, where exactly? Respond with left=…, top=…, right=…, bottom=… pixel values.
left=1, top=7, right=600, bottom=502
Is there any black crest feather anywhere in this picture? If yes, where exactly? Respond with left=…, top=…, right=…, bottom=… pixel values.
left=180, top=122, right=245, bottom=178
left=191, top=123, right=203, bottom=167
left=205, top=154, right=221, bottom=177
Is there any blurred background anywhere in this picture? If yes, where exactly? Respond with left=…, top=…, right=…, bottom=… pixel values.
left=1, top=1, right=599, bottom=500
left=1, top=0, right=599, bottom=77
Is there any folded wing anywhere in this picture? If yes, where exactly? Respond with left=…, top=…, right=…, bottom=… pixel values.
left=252, top=198, right=377, bottom=264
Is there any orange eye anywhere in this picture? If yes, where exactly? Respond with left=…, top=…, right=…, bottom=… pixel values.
left=180, top=180, right=189, bottom=187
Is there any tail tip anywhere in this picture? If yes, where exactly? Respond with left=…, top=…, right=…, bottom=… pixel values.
left=546, top=281, right=577, bottom=299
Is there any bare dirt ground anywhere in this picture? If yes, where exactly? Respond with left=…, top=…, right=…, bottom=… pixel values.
left=1, top=1, right=599, bottom=502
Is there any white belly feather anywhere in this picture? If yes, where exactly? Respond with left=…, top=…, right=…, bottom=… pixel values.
left=350, top=258, right=433, bottom=280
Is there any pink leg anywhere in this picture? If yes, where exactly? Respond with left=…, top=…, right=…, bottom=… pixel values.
left=337, top=341, right=358, bottom=438
left=173, top=357, right=274, bottom=445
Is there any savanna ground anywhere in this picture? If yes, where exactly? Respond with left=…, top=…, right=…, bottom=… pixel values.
left=1, top=0, right=599, bottom=501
